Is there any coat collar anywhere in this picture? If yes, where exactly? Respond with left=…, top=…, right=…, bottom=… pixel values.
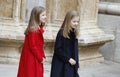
left=38, top=26, right=44, bottom=34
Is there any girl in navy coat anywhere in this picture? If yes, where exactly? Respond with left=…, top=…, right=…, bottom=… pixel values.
left=50, top=10, right=80, bottom=77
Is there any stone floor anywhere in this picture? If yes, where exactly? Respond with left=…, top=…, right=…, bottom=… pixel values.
left=79, top=61, right=120, bottom=77
left=0, top=60, right=120, bottom=77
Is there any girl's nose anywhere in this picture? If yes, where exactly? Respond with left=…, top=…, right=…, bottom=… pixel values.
left=45, top=16, right=47, bottom=19
left=75, top=22, right=78, bottom=25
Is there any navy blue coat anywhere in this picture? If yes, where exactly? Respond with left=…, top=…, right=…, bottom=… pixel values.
left=50, top=29, right=79, bottom=77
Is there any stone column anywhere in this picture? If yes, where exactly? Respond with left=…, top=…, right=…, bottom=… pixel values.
left=99, top=2, right=120, bottom=15
left=0, top=0, right=26, bottom=63
left=79, top=0, right=114, bottom=67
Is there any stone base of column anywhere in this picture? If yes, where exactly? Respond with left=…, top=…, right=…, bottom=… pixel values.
left=79, top=43, right=105, bottom=68
left=0, top=46, right=20, bottom=64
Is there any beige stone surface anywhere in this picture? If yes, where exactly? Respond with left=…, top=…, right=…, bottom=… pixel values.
left=0, top=0, right=14, bottom=18
left=0, top=23, right=25, bottom=63
left=0, top=0, right=114, bottom=67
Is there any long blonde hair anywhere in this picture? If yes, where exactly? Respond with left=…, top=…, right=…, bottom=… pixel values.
left=24, top=6, right=45, bottom=35
left=61, top=10, right=80, bottom=39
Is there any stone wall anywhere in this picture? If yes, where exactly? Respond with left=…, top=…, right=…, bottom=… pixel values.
left=98, top=14, right=120, bottom=63
left=100, top=0, right=120, bottom=3
left=26, top=0, right=46, bottom=22
left=0, top=0, right=26, bottom=63
left=98, top=0, right=120, bottom=63
left=0, top=0, right=115, bottom=68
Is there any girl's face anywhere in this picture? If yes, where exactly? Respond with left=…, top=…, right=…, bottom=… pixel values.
left=70, top=16, right=80, bottom=29
left=39, top=11, right=47, bottom=23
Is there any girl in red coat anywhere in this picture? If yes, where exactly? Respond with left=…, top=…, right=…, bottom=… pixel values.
left=17, top=6, right=47, bottom=77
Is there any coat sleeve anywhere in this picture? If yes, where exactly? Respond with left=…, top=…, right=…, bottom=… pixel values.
left=54, top=30, right=70, bottom=63
left=28, top=31, right=43, bottom=63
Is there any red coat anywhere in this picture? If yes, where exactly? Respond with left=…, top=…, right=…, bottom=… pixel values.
left=17, top=27, right=45, bottom=77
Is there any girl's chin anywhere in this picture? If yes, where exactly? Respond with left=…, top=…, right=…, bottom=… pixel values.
left=72, top=27, right=76, bottom=29
left=41, top=21, right=46, bottom=23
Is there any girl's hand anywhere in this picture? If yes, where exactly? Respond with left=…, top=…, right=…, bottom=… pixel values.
left=41, top=58, right=45, bottom=63
left=69, top=58, right=76, bottom=65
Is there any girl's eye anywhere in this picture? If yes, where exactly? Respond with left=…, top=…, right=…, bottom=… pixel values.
left=43, top=14, right=46, bottom=16
left=73, top=21, right=76, bottom=23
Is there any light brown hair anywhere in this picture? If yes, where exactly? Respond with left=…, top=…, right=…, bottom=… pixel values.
left=61, top=10, right=80, bottom=39
left=24, top=6, right=45, bottom=35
